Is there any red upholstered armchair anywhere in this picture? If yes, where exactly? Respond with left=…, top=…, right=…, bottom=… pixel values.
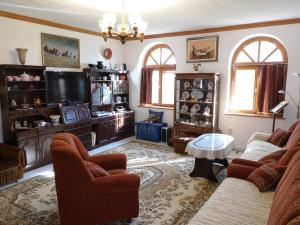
left=50, top=133, right=140, bottom=225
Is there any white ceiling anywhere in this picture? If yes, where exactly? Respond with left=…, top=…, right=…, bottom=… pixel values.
left=1, top=0, right=300, bottom=35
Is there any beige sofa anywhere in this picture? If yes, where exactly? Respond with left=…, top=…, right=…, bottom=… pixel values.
left=188, top=132, right=280, bottom=225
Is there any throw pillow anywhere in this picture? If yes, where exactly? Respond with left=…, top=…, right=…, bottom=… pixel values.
left=149, top=109, right=164, bottom=123
left=286, top=122, right=300, bottom=148
left=258, top=149, right=287, bottom=164
left=287, top=121, right=300, bottom=133
left=85, top=161, right=109, bottom=177
left=278, top=145, right=300, bottom=166
left=247, top=162, right=286, bottom=192
left=266, top=128, right=291, bottom=147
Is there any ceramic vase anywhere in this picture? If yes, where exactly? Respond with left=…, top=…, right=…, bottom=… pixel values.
left=15, top=48, right=28, bottom=65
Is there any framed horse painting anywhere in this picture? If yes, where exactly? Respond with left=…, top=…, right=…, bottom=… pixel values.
left=41, top=33, right=80, bottom=68
left=186, top=36, right=218, bottom=63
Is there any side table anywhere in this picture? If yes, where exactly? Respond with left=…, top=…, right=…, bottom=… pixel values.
left=186, top=133, right=235, bottom=182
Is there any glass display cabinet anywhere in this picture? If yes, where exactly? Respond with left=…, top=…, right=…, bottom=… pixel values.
left=174, top=73, right=220, bottom=137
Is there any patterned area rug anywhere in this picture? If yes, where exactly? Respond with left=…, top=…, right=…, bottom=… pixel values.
left=0, top=141, right=231, bottom=225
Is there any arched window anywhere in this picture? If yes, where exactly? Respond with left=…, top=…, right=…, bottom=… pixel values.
left=141, top=44, right=176, bottom=107
left=229, top=36, right=288, bottom=117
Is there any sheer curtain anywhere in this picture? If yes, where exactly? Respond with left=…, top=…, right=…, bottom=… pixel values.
left=257, top=64, right=287, bottom=114
left=140, top=67, right=153, bottom=104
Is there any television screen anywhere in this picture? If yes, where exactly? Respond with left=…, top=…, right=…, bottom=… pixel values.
left=45, top=71, right=89, bottom=104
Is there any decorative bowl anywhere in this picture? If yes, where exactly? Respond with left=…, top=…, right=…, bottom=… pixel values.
left=50, top=115, right=60, bottom=125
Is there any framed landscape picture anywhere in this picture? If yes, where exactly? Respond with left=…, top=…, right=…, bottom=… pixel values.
left=186, top=35, right=218, bottom=62
left=41, top=33, right=80, bottom=68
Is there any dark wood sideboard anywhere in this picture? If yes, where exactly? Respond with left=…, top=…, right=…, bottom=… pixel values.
left=0, top=64, right=135, bottom=171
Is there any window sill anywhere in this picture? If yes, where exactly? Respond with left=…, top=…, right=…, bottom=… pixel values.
left=225, top=112, right=285, bottom=120
left=138, top=104, right=174, bottom=110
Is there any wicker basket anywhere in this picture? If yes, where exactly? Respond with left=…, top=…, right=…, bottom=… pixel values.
left=172, top=136, right=195, bottom=154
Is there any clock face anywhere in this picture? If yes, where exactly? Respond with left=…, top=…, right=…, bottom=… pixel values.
left=104, top=48, right=112, bottom=59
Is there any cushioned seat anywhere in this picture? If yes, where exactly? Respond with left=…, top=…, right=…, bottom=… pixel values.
left=188, top=178, right=274, bottom=225
left=51, top=133, right=140, bottom=225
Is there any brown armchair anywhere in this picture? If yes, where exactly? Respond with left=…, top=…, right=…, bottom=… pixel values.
left=51, top=133, right=140, bottom=225
left=0, top=143, right=27, bottom=185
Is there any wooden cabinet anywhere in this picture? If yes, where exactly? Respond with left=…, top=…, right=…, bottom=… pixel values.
left=174, top=73, right=220, bottom=137
left=95, top=111, right=134, bottom=147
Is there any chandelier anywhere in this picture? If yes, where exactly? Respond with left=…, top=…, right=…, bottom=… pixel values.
left=98, top=0, right=148, bottom=44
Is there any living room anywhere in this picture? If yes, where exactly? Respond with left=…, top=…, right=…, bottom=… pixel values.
left=0, top=1, right=300, bottom=225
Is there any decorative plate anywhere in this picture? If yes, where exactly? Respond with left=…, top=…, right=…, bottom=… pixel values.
left=116, top=96, right=122, bottom=103
left=184, top=81, right=190, bottom=89
left=181, top=104, right=188, bottom=113
left=192, top=104, right=201, bottom=111
left=193, top=79, right=203, bottom=88
left=104, top=48, right=112, bottom=59
left=207, top=92, right=213, bottom=102
left=203, top=106, right=211, bottom=116
left=181, top=91, right=190, bottom=100
left=191, top=90, right=204, bottom=100
left=208, top=81, right=214, bottom=90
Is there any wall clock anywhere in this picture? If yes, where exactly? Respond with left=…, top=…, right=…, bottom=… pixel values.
left=104, top=48, right=112, bottom=59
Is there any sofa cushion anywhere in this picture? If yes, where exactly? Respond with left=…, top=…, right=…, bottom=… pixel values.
left=247, top=162, right=286, bottom=192
left=286, top=122, right=300, bottom=148
left=85, top=161, right=109, bottom=177
left=241, top=140, right=280, bottom=161
left=258, top=149, right=287, bottom=164
left=188, top=178, right=274, bottom=225
left=278, top=146, right=300, bottom=166
left=288, top=121, right=300, bottom=133
left=266, top=128, right=291, bottom=147
left=267, top=151, right=300, bottom=225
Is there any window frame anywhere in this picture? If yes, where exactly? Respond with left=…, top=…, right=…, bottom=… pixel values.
left=229, top=36, right=288, bottom=116
left=144, top=44, right=176, bottom=107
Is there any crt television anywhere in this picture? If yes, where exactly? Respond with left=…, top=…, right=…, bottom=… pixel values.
left=45, top=71, right=89, bottom=104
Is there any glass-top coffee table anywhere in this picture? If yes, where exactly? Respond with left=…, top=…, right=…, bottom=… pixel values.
left=185, top=133, right=235, bottom=182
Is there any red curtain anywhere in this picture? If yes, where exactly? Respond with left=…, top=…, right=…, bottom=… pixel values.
left=257, top=64, right=287, bottom=113
left=140, top=67, right=153, bottom=104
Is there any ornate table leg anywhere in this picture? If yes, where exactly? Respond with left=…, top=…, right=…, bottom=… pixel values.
left=190, top=158, right=218, bottom=182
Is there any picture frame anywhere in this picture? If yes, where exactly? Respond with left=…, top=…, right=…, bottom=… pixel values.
left=41, top=33, right=80, bottom=68
left=186, top=35, right=219, bottom=62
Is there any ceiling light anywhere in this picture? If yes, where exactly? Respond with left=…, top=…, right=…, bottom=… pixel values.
left=98, top=0, right=148, bottom=44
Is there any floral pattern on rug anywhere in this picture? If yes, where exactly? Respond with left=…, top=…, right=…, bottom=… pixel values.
left=0, top=141, right=227, bottom=225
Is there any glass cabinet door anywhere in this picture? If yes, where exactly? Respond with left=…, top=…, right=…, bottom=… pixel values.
left=175, top=77, right=214, bottom=128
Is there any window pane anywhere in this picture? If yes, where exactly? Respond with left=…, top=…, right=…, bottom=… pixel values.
left=146, top=56, right=157, bottom=65
left=165, top=55, right=176, bottom=65
left=161, top=48, right=172, bottom=64
left=151, top=70, right=159, bottom=104
left=231, top=69, right=256, bottom=111
left=151, top=48, right=161, bottom=64
left=236, top=51, right=252, bottom=63
left=265, top=49, right=283, bottom=62
left=162, top=71, right=175, bottom=104
left=259, top=41, right=277, bottom=62
left=244, top=41, right=259, bottom=62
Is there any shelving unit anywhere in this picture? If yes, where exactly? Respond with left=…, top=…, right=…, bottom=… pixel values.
left=173, top=72, right=220, bottom=137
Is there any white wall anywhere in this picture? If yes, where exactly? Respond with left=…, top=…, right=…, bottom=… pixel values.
left=124, top=23, right=300, bottom=148
left=0, top=17, right=125, bottom=142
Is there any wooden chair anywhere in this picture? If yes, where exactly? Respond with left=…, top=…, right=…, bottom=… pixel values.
left=0, top=144, right=27, bottom=185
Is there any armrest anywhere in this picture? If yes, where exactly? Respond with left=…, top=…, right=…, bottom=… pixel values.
left=0, top=144, right=27, bottom=167
left=231, top=158, right=263, bottom=167
left=93, top=173, right=140, bottom=193
left=87, top=153, right=126, bottom=170
left=247, top=132, right=271, bottom=145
